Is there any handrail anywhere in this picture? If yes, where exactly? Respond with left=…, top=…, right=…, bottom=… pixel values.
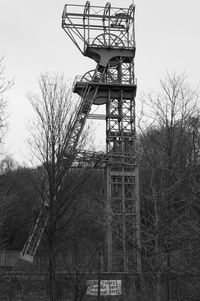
left=73, top=74, right=137, bottom=86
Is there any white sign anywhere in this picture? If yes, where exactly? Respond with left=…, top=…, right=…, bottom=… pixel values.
left=87, top=280, right=121, bottom=296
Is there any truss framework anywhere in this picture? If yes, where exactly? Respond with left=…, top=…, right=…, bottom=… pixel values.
left=63, top=2, right=139, bottom=272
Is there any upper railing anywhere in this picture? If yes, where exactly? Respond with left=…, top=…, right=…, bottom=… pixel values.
left=72, top=72, right=137, bottom=89
left=62, top=2, right=135, bottom=54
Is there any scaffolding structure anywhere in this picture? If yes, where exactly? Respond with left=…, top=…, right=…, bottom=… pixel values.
left=62, top=1, right=139, bottom=272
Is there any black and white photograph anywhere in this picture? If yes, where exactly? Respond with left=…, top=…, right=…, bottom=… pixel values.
left=0, top=0, right=200, bottom=300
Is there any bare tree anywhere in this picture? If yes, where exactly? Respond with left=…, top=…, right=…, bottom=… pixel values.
left=0, top=57, right=13, bottom=254
left=0, top=57, right=13, bottom=154
left=27, top=72, right=95, bottom=301
left=61, top=227, right=103, bottom=301
left=138, top=73, right=200, bottom=301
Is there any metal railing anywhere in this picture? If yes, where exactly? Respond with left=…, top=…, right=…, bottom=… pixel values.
left=73, top=74, right=137, bottom=87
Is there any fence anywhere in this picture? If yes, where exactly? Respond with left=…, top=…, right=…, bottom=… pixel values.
left=0, top=250, right=20, bottom=267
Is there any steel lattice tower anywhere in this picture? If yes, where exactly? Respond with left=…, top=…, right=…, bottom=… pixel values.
left=62, top=1, right=139, bottom=272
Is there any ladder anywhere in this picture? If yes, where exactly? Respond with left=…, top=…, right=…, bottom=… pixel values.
left=20, top=66, right=105, bottom=262
left=64, top=66, right=105, bottom=156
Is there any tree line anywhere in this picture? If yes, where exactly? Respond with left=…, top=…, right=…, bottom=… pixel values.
left=138, top=73, right=200, bottom=301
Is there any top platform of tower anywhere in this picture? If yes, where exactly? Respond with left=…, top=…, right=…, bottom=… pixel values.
left=62, top=1, right=136, bottom=64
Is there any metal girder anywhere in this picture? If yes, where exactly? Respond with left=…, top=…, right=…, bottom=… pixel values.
left=20, top=67, right=106, bottom=262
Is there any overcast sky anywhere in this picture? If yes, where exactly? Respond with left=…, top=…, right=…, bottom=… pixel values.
left=0, top=0, right=200, bottom=165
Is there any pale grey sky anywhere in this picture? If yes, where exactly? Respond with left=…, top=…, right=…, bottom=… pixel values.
left=0, top=0, right=200, bottom=164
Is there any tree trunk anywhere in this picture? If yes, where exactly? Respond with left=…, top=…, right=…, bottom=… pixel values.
left=135, top=167, right=146, bottom=301
left=154, top=198, right=161, bottom=301
left=166, top=250, right=171, bottom=301
left=131, top=275, right=137, bottom=301
left=138, top=272, right=146, bottom=301
left=49, top=138, right=56, bottom=301
left=155, top=277, right=161, bottom=301
left=49, top=238, right=56, bottom=301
